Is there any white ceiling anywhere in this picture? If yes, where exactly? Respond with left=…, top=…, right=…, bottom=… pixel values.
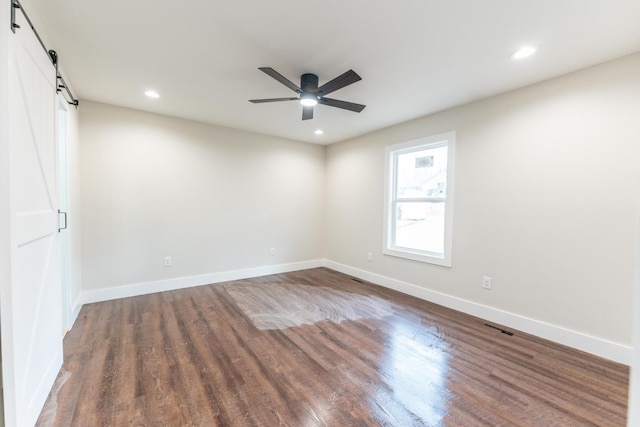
left=24, top=0, right=640, bottom=144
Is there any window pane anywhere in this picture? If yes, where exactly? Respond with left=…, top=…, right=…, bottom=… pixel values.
left=396, top=146, right=448, bottom=199
left=394, top=202, right=445, bottom=254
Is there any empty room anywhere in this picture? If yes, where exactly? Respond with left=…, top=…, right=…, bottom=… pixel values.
left=2, top=1, right=640, bottom=426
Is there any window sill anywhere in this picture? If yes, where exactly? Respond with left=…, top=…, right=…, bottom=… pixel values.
left=383, top=247, right=452, bottom=267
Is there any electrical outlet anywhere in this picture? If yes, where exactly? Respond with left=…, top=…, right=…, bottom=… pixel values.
left=482, top=276, right=492, bottom=290
left=164, top=256, right=172, bottom=267
left=367, top=252, right=373, bottom=262
left=270, top=247, right=276, bottom=256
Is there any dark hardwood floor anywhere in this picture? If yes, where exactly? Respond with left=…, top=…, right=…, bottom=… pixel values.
left=37, top=268, right=629, bottom=426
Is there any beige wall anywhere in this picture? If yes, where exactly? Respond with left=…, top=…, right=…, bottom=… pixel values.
left=79, top=102, right=325, bottom=293
left=325, top=53, right=640, bottom=349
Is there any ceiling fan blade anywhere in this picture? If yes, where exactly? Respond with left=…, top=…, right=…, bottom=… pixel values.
left=317, top=70, right=362, bottom=96
left=258, top=67, right=301, bottom=93
left=302, top=105, right=314, bottom=120
left=249, top=97, right=298, bottom=103
left=318, top=97, right=366, bottom=113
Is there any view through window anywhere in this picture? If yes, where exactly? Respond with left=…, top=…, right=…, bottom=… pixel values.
left=384, top=132, right=455, bottom=266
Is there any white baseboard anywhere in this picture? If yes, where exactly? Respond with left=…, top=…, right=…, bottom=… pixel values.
left=323, top=259, right=632, bottom=365
left=79, top=259, right=324, bottom=305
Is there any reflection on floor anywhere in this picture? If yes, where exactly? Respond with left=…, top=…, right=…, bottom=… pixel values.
left=36, top=370, right=70, bottom=426
left=225, top=282, right=394, bottom=330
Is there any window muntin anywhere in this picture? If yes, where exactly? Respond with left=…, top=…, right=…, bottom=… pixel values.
left=384, top=132, right=455, bottom=266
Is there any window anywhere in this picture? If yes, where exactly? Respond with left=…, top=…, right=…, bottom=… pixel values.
left=384, top=132, right=455, bottom=266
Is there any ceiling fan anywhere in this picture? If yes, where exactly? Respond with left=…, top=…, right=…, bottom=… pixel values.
left=249, top=67, right=366, bottom=120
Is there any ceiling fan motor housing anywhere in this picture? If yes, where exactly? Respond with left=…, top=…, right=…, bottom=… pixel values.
left=301, top=73, right=319, bottom=96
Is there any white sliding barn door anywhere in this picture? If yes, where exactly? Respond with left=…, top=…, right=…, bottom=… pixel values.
left=6, top=10, right=63, bottom=427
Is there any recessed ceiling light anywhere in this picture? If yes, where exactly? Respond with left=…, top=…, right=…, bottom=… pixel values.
left=314, top=129, right=324, bottom=135
left=145, top=90, right=160, bottom=98
left=510, top=45, right=537, bottom=60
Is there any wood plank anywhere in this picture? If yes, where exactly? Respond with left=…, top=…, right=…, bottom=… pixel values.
left=37, top=268, right=629, bottom=426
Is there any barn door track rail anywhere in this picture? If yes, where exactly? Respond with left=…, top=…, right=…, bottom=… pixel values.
left=10, top=0, right=79, bottom=108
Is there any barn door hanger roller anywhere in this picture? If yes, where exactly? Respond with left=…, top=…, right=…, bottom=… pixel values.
left=10, top=0, right=79, bottom=108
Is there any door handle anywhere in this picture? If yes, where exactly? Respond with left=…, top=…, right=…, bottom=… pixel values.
left=58, top=210, right=67, bottom=232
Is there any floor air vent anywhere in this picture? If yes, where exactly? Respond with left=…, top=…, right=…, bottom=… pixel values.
left=484, top=323, right=515, bottom=336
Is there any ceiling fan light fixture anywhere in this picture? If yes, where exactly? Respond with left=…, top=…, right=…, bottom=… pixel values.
left=300, top=94, right=318, bottom=107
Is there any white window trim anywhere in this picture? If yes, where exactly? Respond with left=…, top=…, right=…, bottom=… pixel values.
left=383, top=131, right=456, bottom=267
